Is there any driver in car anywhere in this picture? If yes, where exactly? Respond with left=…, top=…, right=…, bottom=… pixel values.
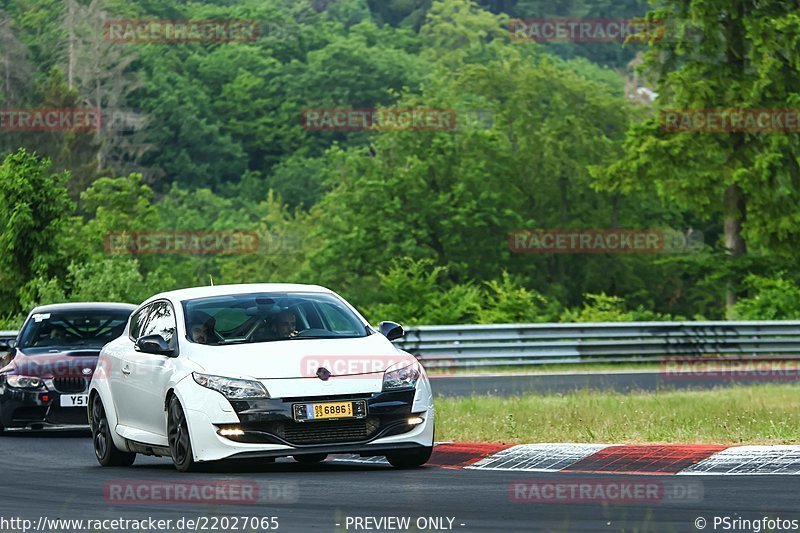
left=268, top=310, right=299, bottom=339
left=188, top=313, right=217, bottom=344
left=190, top=323, right=210, bottom=344
left=35, top=325, right=67, bottom=346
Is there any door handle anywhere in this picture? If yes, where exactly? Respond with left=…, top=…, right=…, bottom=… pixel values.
left=121, top=366, right=131, bottom=375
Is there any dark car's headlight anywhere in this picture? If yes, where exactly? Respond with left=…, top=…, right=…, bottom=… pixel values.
left=192, top=372, right=269, bottom=399
left=6, top=376, right=47, bottom=390
left=382, top=362, right=421, bottom=391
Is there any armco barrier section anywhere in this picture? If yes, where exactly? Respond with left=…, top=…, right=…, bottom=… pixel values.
left=391, top=321, right=800, bottom=368
left=5, top=322, right=800, bottom=368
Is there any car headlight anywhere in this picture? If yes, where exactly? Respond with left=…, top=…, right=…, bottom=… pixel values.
left=192, top=372, right=269, bottom=399
left=6, top=375, right=47, bottom=390
left=382, top=362, right=421, bottom=391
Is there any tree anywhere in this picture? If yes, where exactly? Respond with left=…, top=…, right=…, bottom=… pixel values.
left=61, top=0, right=145, bottom=174
left=596, top=0, right=800, bottom=309
left=137, top=57, right=248, bottom=189
left=0, top=149, right=73, bottom=314
left=0, top=10, right=34, bottom=106
left=33, top=67, right=102, bottom=195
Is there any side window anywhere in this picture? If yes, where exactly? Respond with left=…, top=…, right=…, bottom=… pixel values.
left=129, top=306, right=150, bottom=340
left=318, top=302, right=360, bottom=334
left=140, top=301, right=177, bottom=343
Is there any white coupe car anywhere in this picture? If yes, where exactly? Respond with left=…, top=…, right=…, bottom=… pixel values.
left=88, top=284, right=434, bottom=472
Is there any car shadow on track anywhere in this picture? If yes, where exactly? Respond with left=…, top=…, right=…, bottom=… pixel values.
left=114, top=457, right=426, bottom=475
left=0, top=429, right=90, bottom=438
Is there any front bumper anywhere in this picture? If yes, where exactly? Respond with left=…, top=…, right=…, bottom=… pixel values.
left=0, top=381, right=90, bottom=430
left=179, top=381, right=434, bottom=462
left=222, top=389, right=419, bottom=446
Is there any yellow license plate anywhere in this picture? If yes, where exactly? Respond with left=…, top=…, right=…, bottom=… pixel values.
left=308, top=401, right=353, bottom=420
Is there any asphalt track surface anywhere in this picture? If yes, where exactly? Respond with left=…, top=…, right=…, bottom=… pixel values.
left=429, top=370, right=800, bottom=396
left=2, top=431, right=800, bottom=533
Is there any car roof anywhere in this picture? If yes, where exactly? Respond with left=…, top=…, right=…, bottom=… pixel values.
left=29, top=302, right=137, bottom=314
left=149, top=283, right=335, bottom=304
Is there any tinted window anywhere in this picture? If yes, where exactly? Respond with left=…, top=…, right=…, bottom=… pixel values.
left=140, top=301, right=177, bottom=343
left=18, top=309, right=132, bottom=350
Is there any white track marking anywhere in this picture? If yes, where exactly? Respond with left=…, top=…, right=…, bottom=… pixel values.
left=466, top=444, right=610, bottom=472
left=680, top=446, right=800, bottom=475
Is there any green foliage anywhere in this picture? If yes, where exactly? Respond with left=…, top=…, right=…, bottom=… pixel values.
left=0, top=0, right=798, bottom=327
left=67, top=259, right=143, bottom=303
left=17, top=275, right=67, bottom=313
left=363, top=258, right=560, bottom=325
left=362, top=258, right=482, bottom=325
left=729, top=274, right=800, bottom=320
left=477, top=272, right=560, bottom=324
left=560, top=293, right=636, bottom=322
left=0, top=149, right=73, bottom=313
left=560, top=293, right=680, bottom=322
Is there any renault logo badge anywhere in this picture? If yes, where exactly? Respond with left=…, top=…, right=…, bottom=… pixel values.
left=316, top=367, right=331, bottom=381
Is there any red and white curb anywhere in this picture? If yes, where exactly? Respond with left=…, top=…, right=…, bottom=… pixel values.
left=336, top=443, right=800, bottom=475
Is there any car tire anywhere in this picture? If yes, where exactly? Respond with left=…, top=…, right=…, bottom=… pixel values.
left=90, top=396, right=136, bottom=467
left=167, top=396, right=197, bottom=472
left=386, top=446, right=433, bottom=469
left=293, top=453, right=328, bottom=463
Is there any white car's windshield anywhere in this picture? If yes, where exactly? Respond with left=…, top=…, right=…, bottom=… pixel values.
left=182, top=292, right=370, bottom=345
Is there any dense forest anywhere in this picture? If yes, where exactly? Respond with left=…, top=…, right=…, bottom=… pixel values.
left=1, top=0, right=799, bottom=327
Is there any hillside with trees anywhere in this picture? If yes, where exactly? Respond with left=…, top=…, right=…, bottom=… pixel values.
left=1, top=0, right=798, bottom=327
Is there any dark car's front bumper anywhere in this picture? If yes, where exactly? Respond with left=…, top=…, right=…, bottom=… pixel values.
left=218, top=389, right=419, bottom=447
left=0, top=378, right=90, bottom=430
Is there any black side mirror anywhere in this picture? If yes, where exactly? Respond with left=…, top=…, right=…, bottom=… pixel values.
left=0, top=339, right=16, bottom=350
left=135, top=334, right=175, bottom=356
left=379, top=321, right=405, bottom=341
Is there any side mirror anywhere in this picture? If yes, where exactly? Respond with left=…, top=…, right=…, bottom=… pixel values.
left=0, top=339, right=16, bottom=350
left=379, top=321, right=405, bottom=341
left=135, top=334, right=175, bottom=356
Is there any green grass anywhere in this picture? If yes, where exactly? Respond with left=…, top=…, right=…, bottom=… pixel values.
left=436, top=384, right=800, bottom=445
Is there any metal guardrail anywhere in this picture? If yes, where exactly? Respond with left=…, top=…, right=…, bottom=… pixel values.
left=5, top=322, right=800, bottom=368
left=392, top=321, right=800, bottom=368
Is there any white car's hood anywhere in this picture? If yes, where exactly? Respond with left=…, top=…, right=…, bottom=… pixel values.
left=188, top=334, right=416, bottom=380
left=188, top=334, right=418, bottom=398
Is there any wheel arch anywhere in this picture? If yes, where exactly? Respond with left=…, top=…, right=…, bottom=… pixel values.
left=88, top=382, right=130, bottom=452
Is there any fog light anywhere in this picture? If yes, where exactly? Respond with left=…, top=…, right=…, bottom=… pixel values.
left=407, top=416, right=424, bottom=425
left=219, top=428, right=244, bottom=437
